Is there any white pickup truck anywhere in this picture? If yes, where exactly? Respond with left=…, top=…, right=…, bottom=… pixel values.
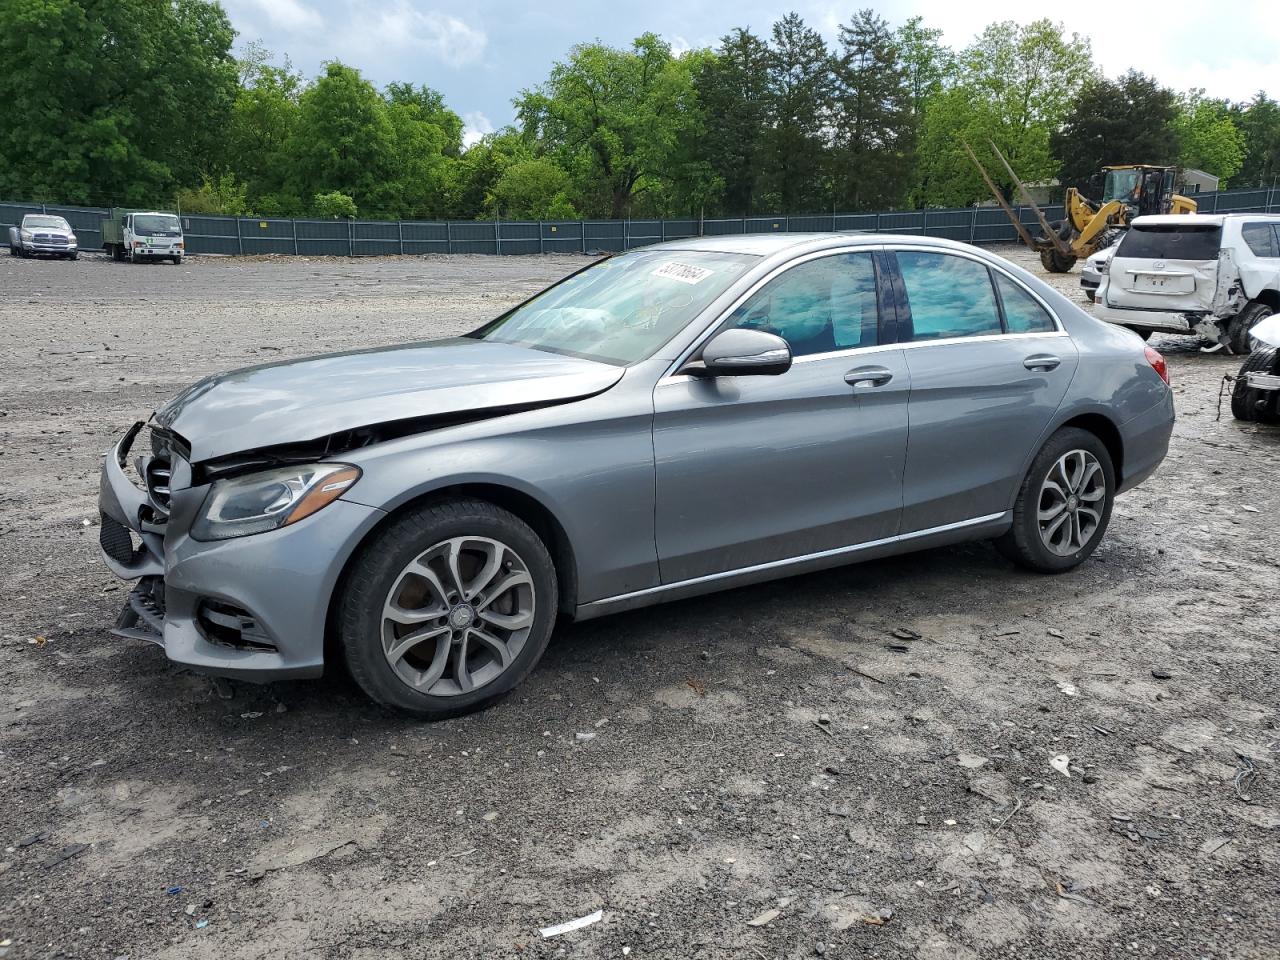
left=1092, top=214, right=1280, bottom=353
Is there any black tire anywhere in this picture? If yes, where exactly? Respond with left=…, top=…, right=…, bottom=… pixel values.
left=338, top=498, right=558, bottom=718
left=7, top=243, right=15, bottom=257
left=1228, top=302, right=1273, bottom=355
left=1231, top=347, right=1278, bottom=423
left=995, top=427, right=1116, bottom=573
left=68, top=252, right=78, bottom=261
left=1084, top=289, right=1096, bottom=303
left=1039, top=248, right=1077, bottom=273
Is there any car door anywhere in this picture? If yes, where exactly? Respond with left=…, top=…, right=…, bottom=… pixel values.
left=885, top=247, right=1080, bottom=533
left=652, top=249, right=911, bottom=584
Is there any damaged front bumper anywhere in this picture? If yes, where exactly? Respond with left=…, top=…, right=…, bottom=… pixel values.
left=98, top=422, right=384, bottom=681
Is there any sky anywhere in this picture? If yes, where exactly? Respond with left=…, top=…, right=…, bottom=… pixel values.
left=219, top=0, right=1278, bottom=146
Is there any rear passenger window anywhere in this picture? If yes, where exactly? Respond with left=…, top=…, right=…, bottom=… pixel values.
left=897, top=252, right=1002, bottom=341
left=994, top=273, right=1056, bottom=334
left=1242, top=222, right=1277, bottom=257
left=726, top=253, right=879, bottom=356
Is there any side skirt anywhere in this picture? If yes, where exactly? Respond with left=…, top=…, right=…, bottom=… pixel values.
left=573, top=512, right=1011, bottom=622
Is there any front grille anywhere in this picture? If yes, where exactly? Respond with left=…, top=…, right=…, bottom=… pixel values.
left=34, top=233, right=68, bottom=244
left=99, top=513, right=138, bottom=565
left=145, top=427, right=175, bottom=516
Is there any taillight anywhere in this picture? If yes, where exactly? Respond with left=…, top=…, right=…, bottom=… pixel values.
left=1144, top=345, right=1169, bottom=385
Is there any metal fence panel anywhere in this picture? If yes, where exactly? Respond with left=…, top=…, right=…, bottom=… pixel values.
left=4, top=187, right=1278, bottom=257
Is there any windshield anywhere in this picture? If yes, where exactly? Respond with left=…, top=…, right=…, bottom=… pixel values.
left=1102, top=170, right=1143, bottom=204
left=470, top=249, right=758, bottom=365
left=1116, top=224, right=1222, bottom=261
left=134, top=214, right=182, bottom=236
left=24, top=216, right=70, bottom=230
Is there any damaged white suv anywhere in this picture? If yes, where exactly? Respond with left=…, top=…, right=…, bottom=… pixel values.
left=1093, top=214, right=1280, bottom=353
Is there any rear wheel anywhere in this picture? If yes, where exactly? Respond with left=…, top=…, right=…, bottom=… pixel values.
left=338, top=499, right=558, bottom=718
left=1231, top=347, right=1279, bottom=423
left=996, top=427, right=1115, bottom=573
left=1039, top=248, right=1077, bottom=273
left=1228, top=302, right=1273, bottom=355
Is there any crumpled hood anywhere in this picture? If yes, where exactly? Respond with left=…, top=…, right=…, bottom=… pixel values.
left=155, top=338, right=623, bottom=463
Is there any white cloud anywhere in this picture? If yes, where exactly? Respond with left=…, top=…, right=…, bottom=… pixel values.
left=345, top=2, right=488, bottom=68
left=666, top=34, right=691, bottom=57
left=226, top=0, right=323, bottom=34
left=462, top=111, right=494, bottom=148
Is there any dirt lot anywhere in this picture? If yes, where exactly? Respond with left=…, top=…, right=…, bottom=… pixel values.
left=1, top=245, right=1277, bottom=960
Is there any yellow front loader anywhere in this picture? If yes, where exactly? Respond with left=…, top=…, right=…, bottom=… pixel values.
left=961, top=141, right=1198, bottom=273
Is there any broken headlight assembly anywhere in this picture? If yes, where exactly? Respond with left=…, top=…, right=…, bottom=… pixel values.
left=190, top=463, right=361, bottom=541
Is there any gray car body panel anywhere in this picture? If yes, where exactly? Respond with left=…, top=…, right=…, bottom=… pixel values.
left=97, top=233, right=1174, bottom=680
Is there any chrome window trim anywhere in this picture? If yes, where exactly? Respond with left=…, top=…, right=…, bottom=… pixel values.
left=584, top=511, right=1009, bottom=608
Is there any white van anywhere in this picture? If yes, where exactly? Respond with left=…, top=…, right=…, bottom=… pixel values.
left=1093, top=214, right=1280, bottom=352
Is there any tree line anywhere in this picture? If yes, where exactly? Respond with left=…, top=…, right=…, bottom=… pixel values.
left=2, top=1, right=1278, bottom=222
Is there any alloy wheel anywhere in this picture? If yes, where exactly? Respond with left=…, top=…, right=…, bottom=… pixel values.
left=1037, top=449, right=1106, bottom=556
left=381, top=536, right=535, bottom=696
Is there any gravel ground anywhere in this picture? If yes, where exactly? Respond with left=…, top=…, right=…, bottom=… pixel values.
left=0, top=245, right=1277, bottom=960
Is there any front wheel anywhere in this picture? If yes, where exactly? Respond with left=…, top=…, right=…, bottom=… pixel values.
left=996, top=427, right=1116, bottom=573
left=1039, top=248, right=1078, bottom=273
left=1231, top=347, right=1279, bottom=423
left=338, top=499, right=558, bottom=718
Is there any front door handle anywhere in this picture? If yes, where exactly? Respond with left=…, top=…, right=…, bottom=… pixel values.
left=845, top=365, right=893, bottom=387
left=1023, top=354, right=1062, bottom=371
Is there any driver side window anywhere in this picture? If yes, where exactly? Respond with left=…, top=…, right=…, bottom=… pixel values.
left=725, top=253, right=879, bottom=357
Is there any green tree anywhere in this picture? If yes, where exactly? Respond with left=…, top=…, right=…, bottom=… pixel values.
left=1052, top=71, right=1180, bottom=195
left=758, top=13, right=834, bottom=212
left=516, top=33, right=704, bottom=218
left=918, top=20, right=1094, bottom=206
left=385, top=82, right=465, bottom=156
left=445, top=130, right=535, bottom=219
left=831, top=9, right=913, bottom=211
left=313, top=191, right=357, bottom=218
left=485, top=159, right=577, bottom=219
left=1174, top=91, right=1246, bottom=185
left=895, top=16, right=953, bottom=116
left=0, top=0, right=238, bottom=205
left=1233, top=93, right=1280, bottom=188
left=226, top=47, right=304, bottom=213
left=288, top=62, right=400, bottom=214
left=176, top=174, right=249, bottom=215
left=694, top=28, right=772, bottom=215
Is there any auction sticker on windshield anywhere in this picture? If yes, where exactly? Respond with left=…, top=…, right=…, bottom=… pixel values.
left=652, top=261, right=713, bottom=285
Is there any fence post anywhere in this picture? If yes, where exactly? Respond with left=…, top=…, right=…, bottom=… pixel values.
left=538, top=220, right=544, bottom=255
left=581, top=220, right=586, bottom=253
left=398, top=220, right=403, bottom=256
left=740, top=216, right=746, bottom=235
left=446, top=221, right=452, bottom=255
left=784, top=216, right=790, bottom=233
left=875, top=212, right=881, bottom=234
left=495, top=214, right=501, bottom=256
left=348, top=217, right=353, bottom=257
left=236, top=217, right=243, bottom=256
left=41, top=202, right=47, bottom=214
left=1014, top=206, right=1022, bottom=243
left=292, top=218, right=298, bottom=256
left=922, top=208, right=928, bottom=237
left=969, top=204, right=978, bottom=244
left=661, top=219, right=666, bottom=243
left=624, top=217, right=629, bottom=251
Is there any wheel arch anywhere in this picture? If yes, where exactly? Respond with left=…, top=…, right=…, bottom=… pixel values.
left=324, top=481, right=580, bottom=664
left=1056, top=412, right=1125, bottom=484
left=1248, top=290, right=1280, bottom=313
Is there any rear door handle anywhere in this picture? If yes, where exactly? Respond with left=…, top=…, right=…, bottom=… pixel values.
left=1023, top=354, right=1062, bottom=371
left=845, top=365, right=893, bottom=387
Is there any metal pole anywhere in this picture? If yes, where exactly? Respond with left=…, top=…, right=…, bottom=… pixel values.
left=446, top=220, right=452, bottom=254
left=875, top=212, right=881, bottom=234
left=922, top=208, right=928, bottom=237
left=348, top=217, right=353, bottom=257
left=538, top=220, right=543, bottom=255
left=495, top=212, right=500, bottom=256
left=236, top=217, right=243, bottom=256
left=292, top=218, right=298, bottom=255
left=969, top=204, right=978, bottom=244
left=624, top=217, right=629, bottom=251
left=398, top=219, right=403, bottom=256
left=580, top=220, right=585, bottom=253
left=661, top=219, right=666, bottom=243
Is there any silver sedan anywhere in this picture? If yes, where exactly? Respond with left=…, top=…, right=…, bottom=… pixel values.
left=98, top=234, right=1175, bottom=717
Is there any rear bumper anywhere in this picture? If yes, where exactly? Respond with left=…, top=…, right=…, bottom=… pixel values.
left=1093, top=300, right=1200, bottom=333
left=98, top=425, right=385, bottom=681
left=1117, top=390, right=1175, bottom=494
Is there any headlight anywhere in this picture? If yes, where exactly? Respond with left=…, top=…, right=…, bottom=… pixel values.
left=191, top=463, right=361, bottom=541
left=20, top=229, right=31, bottom=240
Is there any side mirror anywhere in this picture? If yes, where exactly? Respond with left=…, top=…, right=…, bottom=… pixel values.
left=689, top=328, right=792, bottom=377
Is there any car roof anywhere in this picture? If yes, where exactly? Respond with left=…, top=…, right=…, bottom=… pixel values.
left=656, top=231, right=976, bottom=256
left=1131, top=213, right=1280, bottom=227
